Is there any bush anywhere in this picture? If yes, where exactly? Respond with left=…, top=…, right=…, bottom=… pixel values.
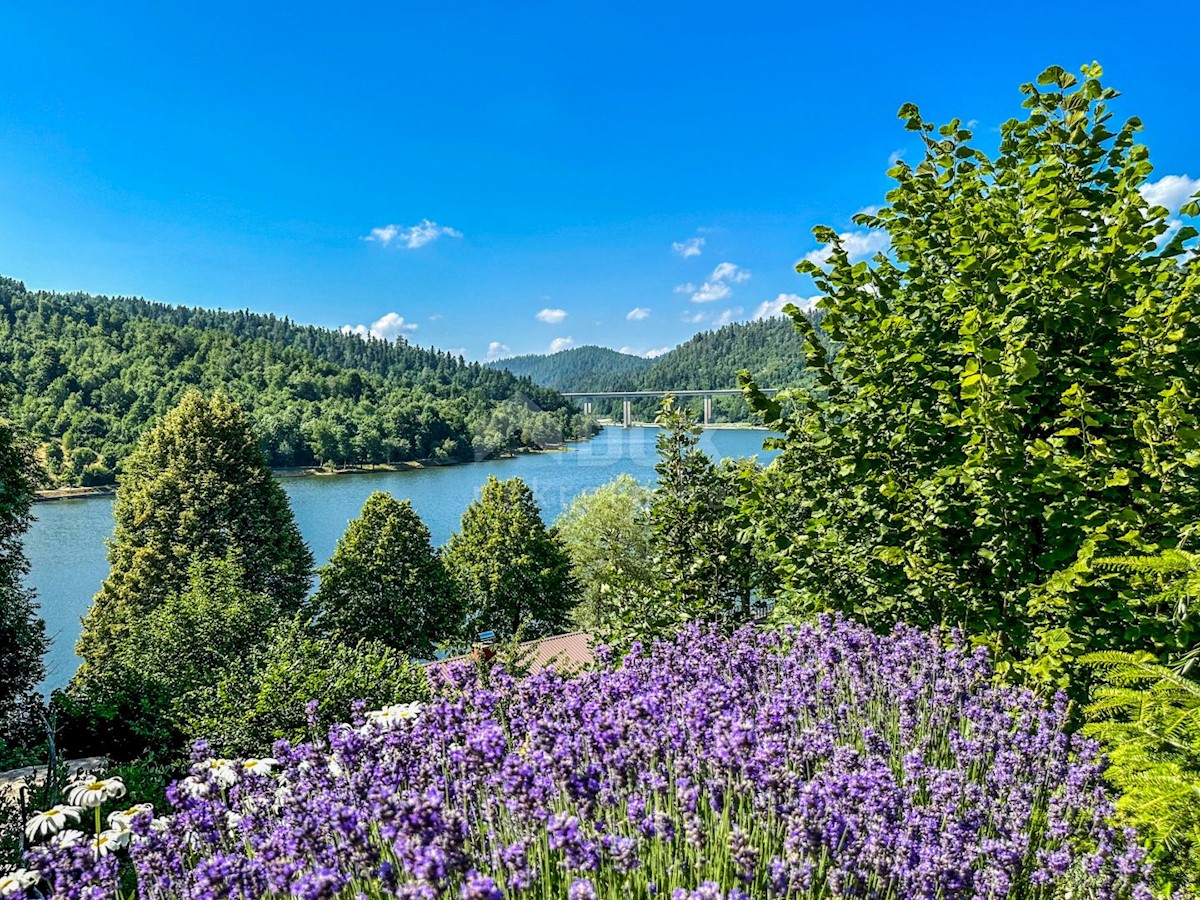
left=181, top=617, right=430, bottom=757
left=19, top=620, right=1152, bottom=898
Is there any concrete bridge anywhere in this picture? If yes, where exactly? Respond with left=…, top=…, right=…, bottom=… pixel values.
left=562, top=389, right=780, bottom=427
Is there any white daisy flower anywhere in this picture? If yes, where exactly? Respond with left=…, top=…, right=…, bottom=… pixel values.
left=24, top=805, right=83, bottom=841
left=50, top=828, right=86, bottom=848
left=241, top=757, right=278, bottom=777
left=91, top=829, right=131, bottom=857
left=365, top=702, right=424, bottom=728
left=66, top=776, right=125, bottom=809
left=0, top=869, right=39, bottom=896
left=107, top=803, right=153, bottom=831
left=179, top=776, right=210, bottom=798
left=200, top=759, right=238, bottom=787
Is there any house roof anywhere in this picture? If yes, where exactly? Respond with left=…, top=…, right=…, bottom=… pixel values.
left=432, top=630, right=595, bottom=675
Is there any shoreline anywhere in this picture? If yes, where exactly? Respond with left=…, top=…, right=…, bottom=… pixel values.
left=33, top=422, right=766, bottom=503
left=33, top=443, right=580, bottom=503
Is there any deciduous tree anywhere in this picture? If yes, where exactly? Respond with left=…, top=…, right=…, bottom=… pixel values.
left=444, top=476, right=578, bottom=639
left=744, top=64, right=1200, bottom=679
left=312, top=492, right=458, bottom=656
left=0, top=415, right=47, bottom=720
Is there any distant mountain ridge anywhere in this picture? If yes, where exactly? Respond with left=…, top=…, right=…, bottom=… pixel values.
left=490, top=316, right=811, bottom=393
left=488, top=345, right=654, bottom=392
left=487, top=316, right=814, bottom=422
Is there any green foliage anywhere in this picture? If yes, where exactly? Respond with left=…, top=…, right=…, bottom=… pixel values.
left=488, top=345, right=654, bottom=391
left=601, top=399, right=763, bottom=649
left=744, top=63, right=1200, bottom=679
left=312, top=492, right=459, bottom=656
left=554, top=474, right=655, bottom=633
left=184, top=618, right=429, bottom=757
left=1084, top=651, right=1200, bottom=890
left=0, top=276, right=591, bottom=485
left=444, top=476, right=580, bottom=639
left=0, top=416, right=47, bottom=723
left=75, top=391, right=313, bottom=685
left=491, top=318, right=816, bottom=422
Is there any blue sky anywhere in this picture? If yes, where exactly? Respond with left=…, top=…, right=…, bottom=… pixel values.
left=1, top=2, right=1196, bottom=361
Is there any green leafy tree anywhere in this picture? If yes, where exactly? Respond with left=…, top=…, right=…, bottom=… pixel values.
left=744, top=64, right=1200, bottom=680
left=58, top=554, right=282, bottom=761
left=0, top=416, right=47, bottom=722
left=311, top=492, right=459, bottom=656
left=75, top=391, right=312, bottom=683
left=554, top=474, right=655, bottom=633
left=444, top=476, right=579, bottom=639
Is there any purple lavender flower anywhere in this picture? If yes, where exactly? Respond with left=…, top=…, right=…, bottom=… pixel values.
left=22, top=618, right=1151, bottom=898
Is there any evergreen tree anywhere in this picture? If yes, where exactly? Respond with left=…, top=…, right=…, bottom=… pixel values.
left=0, top=415, right=48, bottom=719
left=644, top=398, right=756, bottom=635
left=444, top=476, right=578, bottom=639
left=75, top=391, right=312, bottom=682
left=312, top=492, right=458, bottom=656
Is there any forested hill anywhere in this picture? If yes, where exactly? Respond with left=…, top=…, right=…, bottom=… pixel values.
left=490, top=316, right=813, bottom=393
left=0, top=276, right=592, bottom=486
left=488, top=345, right=654, bottom=391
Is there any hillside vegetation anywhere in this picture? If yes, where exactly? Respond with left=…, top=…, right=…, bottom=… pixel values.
left=488, top=345, right=653, bottom=391
left=490, top=316, right=815, bottom=421
left=0, top=277, right=591, bottom=486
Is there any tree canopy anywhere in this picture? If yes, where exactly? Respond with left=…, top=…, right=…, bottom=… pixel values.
left=75, top=391, right=313, bottom=681
left=0, top=415, right=47, bottom=719
left=744, top=63, right=1200, bottom=679
left=312, top=491, right=459, bottom=656
left=444, top=476, right=579, bottom=639
left=0, top=277, right=593, bottom=485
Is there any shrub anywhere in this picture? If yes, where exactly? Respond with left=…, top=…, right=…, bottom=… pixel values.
left=1085, top=651, right=1200, bottom=892
left=18, top=619, right=1151, bottom=898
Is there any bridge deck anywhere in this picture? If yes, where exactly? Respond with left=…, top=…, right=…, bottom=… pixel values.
left=561, top=388, right=779, bottom=398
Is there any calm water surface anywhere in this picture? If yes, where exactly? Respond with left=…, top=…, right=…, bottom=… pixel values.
left=26, top=427, right=773, bottom=692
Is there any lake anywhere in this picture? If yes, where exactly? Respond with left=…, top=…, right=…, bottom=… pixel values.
left=25, top=426, right=773, bottom=693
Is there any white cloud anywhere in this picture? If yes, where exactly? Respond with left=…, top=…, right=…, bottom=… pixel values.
left=1142, top=175, right=1200, bottom=213
left=674, top=282, right=696, bottom=295
left=753, top=293, right=820, bottom=320
left=713, top=307, right=744, bottom=327
left=340, top=311, right=418, bottom=341
left=626, top=306, right=651, bottom=321
left=445, top=347, right=467, bottom=358
left=535, top=308, right=568, bottom=324
left=429, top=313, right=444, bottom=321
left=486, top=341, right=511, bottom=361
left=680, top=310, right=708, bottom=324
left=887, top=149, right=905, bottom=167
left=364, top=219, right=463, bottom=249
left=672, top=236, right=705, bottom=257
left=803, top=230, right=890, bottom=267
left=619, top=345, right=674, bottom=359
left=688, top=261, right=751, bottom=303
left=549, top=337, right=575, bottom=353
left=710, top=262, right=750, bottom=284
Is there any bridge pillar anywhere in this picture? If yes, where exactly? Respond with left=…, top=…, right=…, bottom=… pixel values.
left=622, top=399, right=632, bottom=428
left=703, top=396, right=712, bottom=426
left=583, top=401, right=592, bottom=415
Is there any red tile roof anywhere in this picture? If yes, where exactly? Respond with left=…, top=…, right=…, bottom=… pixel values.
left=432, top=630, right=595, bottom=675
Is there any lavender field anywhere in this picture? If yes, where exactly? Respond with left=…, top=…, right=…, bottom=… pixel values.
left=15, top=620, right=1151, bottom=899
